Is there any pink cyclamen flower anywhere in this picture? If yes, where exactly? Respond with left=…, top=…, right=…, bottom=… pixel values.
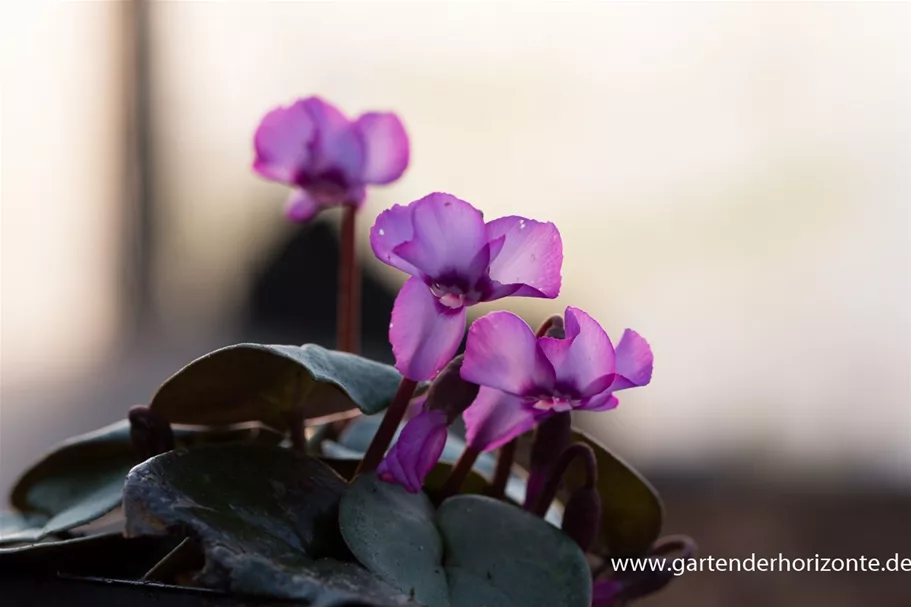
left=376, top=409, right=448, bottom=493
left=253, top=96, right=409, bottom=222
left=371, top=192, right=563, bottom=381
left=460, top=307, right=653, bottom=451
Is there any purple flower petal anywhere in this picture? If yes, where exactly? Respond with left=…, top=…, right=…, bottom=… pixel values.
left=591, top=579, right=623, bottom=607
left=354, top=112, right=409, bottom=185
left=538, top=307, right=615, bottom=398
left=370, top=203, right=421, bottom=276
left=252, top=100, right=316, bottom=184
left=461, top=311, right=555, bottom=396
left=577, top=392, right=620, bottom=412
left=301, top=97, right=364, bottom=183
left=610, top=329, right=654, bottom=391
left=390, top=276, right=466, bottom=381
left=377, top=409, right=448, bottom=493
left=393, top=193, right=489, bottom=282
left=283, top=189, right=321, bottom=223
left=463, top=387, right=537, bottom=451
left=484, top=216, right=563, bottom=300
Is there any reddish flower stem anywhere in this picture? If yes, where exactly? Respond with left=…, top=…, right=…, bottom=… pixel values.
left=438, top=444, right=482, bottom=500
left=531, top=443, right=598, bottom=517
left=488, top=439, right=516, bottom=500
left=356, top=377, right=418, bottom=475
left=337, top=205, right=360, bottom=354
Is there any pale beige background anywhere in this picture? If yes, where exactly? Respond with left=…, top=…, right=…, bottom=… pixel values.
left=2, top=2, right=909, bottom=487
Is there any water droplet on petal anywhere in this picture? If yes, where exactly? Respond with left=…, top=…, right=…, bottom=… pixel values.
left=379, top=228, right=385, bottom=236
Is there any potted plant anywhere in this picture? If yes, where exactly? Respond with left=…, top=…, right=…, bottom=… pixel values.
left=1, top=96, right=695, bottom=607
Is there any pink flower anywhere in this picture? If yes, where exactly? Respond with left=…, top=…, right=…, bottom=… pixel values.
left=253, top=96, right=409, bottom=222
left=371, top=193, right=563, bottom=380
left=460, top=307, right=653, bottom=451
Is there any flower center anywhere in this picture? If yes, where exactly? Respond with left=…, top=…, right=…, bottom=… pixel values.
left=531, top=396, right=577, bottom=413
left=429, top=277, right=483, bottom=309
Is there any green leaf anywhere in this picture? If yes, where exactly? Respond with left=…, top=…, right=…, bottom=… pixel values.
left=566, top=429, right=663, bottom=557
left=3, top=420, right=282, bottom=545
left=339, top=473, right=590, bottom=607
left=439, top=495, right=591, bottom=607
left=123, top=444, right=414, bottom=606
left=149, top=343, right=402, bottom=430
left=0, top=511, right=45, bottom=544
left=0, top=532, right=181, bottom=579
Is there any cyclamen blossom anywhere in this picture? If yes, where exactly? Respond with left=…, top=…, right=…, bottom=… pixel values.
left=460, top=307, right=653, bottom=451
left=253, top=96, right=409, bottom=222
left=371, top=193, right=563, bottom=381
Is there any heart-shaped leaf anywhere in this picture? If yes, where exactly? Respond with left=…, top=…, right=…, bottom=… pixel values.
left=439, top=495, right=591, bottom=607
left=566, top=429, right=663, bottom=557
left=123, top=444, right=414, bottom=606
left=149, top=343, right=402, bottom=430
left=339, top=473, right=590, bottom=607
left=338, top=472, right=449, bottom=606
left=2, top=420, right=282, bottom=545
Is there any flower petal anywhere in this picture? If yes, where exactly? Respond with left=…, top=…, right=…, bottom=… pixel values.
left=591, top=579, right=623, bottom=607
left=283, top=188, right=322, bottom=223
left=484, top=216, right=563, bottom=300
left=370, top=203, right=420, bottom=276
left=377, top=409, right=448, bottom=493
left=461, top=311, right=555, bottom=396
left=252, top=100, right=315, bottom=184
left=577, top=392, right=619, bottom=412
left=463, top=387, right=537, bottom=452
left=393, top=193, right=489, bottom=281
left=539, top=307, right=615, bottom=398
left=302, top=97, right=364, bottom=183
left=354, top=112, right=409, bottom=185
left=610, top=329, right=654, bottom=391
left=390, top=276, right=466, bottom=381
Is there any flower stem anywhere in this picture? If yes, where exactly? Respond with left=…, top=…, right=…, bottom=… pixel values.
left=438, top=444, right=481, bottom=500
left=488, top=439, right=516, bottom=499
left=337, top=205, right=360, bottom=354
left=356, top=377, right=418, bottom=475
left=531, top=443, right=598, bottom=517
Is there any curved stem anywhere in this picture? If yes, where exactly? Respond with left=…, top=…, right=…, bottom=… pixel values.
left=438, top=445, right=481, bottom=500
left=531, top=443, right=597, bottom=517
left=337, top=205, right=360, bottom=353
left=356, top=378, right=417, bottom=475
left=488, top=439, right=516, bottom=499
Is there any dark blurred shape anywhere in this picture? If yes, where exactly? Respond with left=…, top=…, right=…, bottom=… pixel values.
left=243, top=219, right=396, bottom=360
left=425, top=355, right=479, bottom=423
left=128, top=405, right=174, bottom=460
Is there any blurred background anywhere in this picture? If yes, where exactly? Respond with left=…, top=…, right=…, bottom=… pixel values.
left=1, top=1, right=909, bottom=605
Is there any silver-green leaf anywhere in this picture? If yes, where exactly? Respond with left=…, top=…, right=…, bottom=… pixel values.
left=149, top=343, right=402, bottom=430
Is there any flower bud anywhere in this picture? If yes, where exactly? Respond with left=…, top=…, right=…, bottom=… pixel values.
left=377, top=409, right=448, bottom=493
left=424, top=355, right=479, bottom=424
left=128, top=405, right=174, bottom=460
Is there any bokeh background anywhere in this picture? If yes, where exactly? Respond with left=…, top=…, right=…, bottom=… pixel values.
left=2, top=1, right=909, bottom=605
